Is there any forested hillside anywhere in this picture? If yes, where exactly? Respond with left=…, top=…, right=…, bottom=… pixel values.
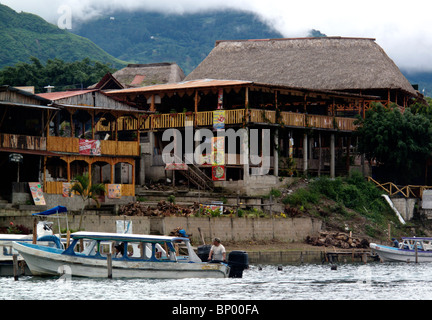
left=0, top=4, right=126, bottom=70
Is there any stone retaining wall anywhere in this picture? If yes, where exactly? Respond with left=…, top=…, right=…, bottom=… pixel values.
left=0, top=210, right=322, bottom=244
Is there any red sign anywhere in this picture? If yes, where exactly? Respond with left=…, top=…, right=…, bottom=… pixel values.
left=212, top=165, right=226, bottom=181
left=79, top=139, right=101, bottom=155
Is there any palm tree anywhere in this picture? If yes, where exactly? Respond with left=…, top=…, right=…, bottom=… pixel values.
left=70, top=173, right=106, bottom=230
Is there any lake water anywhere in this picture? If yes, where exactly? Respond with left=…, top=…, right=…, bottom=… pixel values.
left=1, top=262, right=432, bottom=301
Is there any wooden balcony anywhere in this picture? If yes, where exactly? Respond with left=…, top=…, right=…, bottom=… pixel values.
left=96, top=108, right=357, bottom=132
left=47, top=136, right=140, bottom=157
left=45, top=181, right=135, bottom=197
left=0, top=133, right=47, bottom=151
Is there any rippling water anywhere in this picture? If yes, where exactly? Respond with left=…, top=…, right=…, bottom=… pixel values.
left=1, top=262, right=432, bottom=300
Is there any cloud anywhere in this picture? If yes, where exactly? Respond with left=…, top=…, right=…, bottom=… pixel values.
left=2, top=0, right=432, bottom=72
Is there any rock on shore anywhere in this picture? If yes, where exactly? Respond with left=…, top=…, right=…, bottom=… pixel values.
left=305, top=231, right=370, bottom=249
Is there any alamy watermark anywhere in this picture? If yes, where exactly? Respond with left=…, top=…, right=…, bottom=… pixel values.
left=162, top=127, right=271, bottom=176
left=57, top=5, right=72, bottom=30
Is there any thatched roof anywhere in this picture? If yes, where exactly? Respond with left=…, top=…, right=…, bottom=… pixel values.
left=112, top=63, right=185, bottom=88
left=185, top=37, right=418, bottom=96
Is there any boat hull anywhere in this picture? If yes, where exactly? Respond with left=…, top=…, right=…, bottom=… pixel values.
left=13, top=242, right=229, bottom=279
left=370, top=243, right=432, bottom=263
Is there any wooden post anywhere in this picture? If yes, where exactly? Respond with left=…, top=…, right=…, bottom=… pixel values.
left=13, top=254, right=19, bottom=281
left=66, top=230, right=71, bottom=249
left=43, top=156, right=47, bottom=197
left=107, top=253, right=113, bottom=278
left=330, top=133, right=335, bottom=178
left=32, top=218, right=37, bottom=244
left=91, top=111, right=95, bottom=139
left=415, top=241, right=419, bottom=264
left=194, top=90, right=199, bottom=127
left=303, top=133, right=308, bottom=174
left=245, top=87, right=249, bottom=124
left=198, top=227, right=205, bottom=245
left=67, top=160, right=71, bottom=182
left=150, top=94, right=156, bottom=112
left=346, top=136, right=351, bottom=174
left=70, top=111, right=75, bottom=137
left=318, top=132, right=322, bottom=177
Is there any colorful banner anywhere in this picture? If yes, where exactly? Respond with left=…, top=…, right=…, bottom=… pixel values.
left=62, top=182, right=73, bottom=198
left=211, top=137, right=225, bottom=165
left=199, top=154, right=212, bottom=166
left=212, top=165, right=226, bottom=181
left=29, top=182, right=46, bottom=205
left=213, top=110, right=225, bottom=130
left=108, top=184, right=122, bottom=199
left=79, top=139, right=101, bottom=156
left=217, top=88, right=223, bottom=110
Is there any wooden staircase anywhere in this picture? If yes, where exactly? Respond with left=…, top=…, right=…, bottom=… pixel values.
left=179, top=163, right=214, bottom=192
left=167, top=153, right=214, bottom=191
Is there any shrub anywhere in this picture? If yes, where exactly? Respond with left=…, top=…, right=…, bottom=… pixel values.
left=282, top=188, right=320, bottom=207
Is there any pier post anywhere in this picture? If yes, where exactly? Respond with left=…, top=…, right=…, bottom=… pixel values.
left=13, top=254, right=18, bottom=281
left=330, top=134, right=335, bottom=178
left=107, top=253, right=112, bottom=279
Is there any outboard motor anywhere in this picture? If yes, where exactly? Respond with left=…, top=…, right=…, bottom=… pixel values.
left=197, top=244, right=212, bottom=262
left=228, top=251, right=249, bottom=278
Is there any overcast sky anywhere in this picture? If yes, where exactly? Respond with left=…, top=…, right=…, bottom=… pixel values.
left=2, top=0, right=431, bottom=73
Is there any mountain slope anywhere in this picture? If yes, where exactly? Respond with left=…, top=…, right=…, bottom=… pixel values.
left=0, top=4, right=126, bottom=69
left=71, top=10, right=284, bottom=74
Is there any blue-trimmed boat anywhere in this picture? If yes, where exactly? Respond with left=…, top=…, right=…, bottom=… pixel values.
left=370, top=237, right=432, bottom=262
left=12, top=231, right=245, bottom=279
left=0, top=206, right=68, bottom=276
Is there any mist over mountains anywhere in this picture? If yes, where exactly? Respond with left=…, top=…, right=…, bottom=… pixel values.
left=70, top=10, right=284, bottom=75
left=0, top=3, right=430, bottom=95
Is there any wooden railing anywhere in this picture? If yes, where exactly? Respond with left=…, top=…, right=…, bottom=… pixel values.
left=45, top=181, right=64, bottom=194
left=0, top=133, right=47, bottom=151
left=47, top=136, right=139, bottom=157
left=45, top=181, right=135, bottom=197
left=47, top=136, right=79, bottom=153
left=96, top=108, right=358, bottom=132
left=367, top=177, right=432, bottom=199
left=100, top=140, right=139, bottom=157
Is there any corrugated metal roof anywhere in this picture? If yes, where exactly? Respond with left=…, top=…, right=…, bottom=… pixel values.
left=37, top=89, right=98, bottom=100
left=107, top=79, right=253, bottom=95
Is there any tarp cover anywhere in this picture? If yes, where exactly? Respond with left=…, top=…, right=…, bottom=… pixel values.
left=32, top=206, right=67, bottom=216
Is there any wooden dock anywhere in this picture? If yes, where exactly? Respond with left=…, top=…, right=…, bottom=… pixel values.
left=323, top=248, right=378, bottom=264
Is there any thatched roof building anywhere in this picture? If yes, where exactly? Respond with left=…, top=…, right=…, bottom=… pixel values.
left=185, top=37, right=418, bottom=99
left=112, top=63, right=185, bottom=88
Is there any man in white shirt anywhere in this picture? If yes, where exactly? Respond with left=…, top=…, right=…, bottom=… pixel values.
left=208, top=237, right=226, bottom=262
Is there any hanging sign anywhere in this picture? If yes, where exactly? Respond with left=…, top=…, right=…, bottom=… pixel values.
left=29, top=182, right=46, bottom=205
left=212, top=165, right=226, bottom=181
left=9, top=153, right=23, bottom=163
left=79, top=139, right=101, bottom=155
left=62, top=182, right=73, bottom=198
left=107, top=184, right=122, bottom=199
left=217, top=88, right=223, bottom=109
left=211, top=137, right=225, bottom=165
left=213, top=110, right=225, bottom=130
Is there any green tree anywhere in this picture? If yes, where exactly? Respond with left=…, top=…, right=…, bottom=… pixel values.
left=0, top=57, right=116, bottom=93
left=70, top=173, right=106, bottom=231
left=355, top=103, right=432, bottom=184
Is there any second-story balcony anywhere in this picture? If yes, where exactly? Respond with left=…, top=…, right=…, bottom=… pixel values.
left=47, top=136, right=140, bottom=157
left=113, top=108, right=358, bottom=132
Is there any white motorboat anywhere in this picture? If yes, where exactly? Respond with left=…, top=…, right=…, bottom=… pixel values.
left=13, top=231, right=248, bottom=279
left=370, top=237, right=432, bottom=263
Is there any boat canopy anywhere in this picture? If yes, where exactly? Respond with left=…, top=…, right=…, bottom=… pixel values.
left=32, top=206, right=68, bottom=216
left=70, top=231, right=189, bottom=243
